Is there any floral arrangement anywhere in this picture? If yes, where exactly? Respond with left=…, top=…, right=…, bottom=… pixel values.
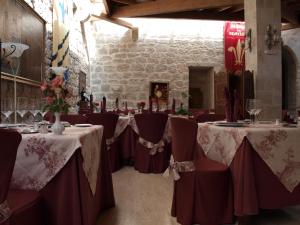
left=137, top=101, right=146, bottom=109
left=40, top=72, right=70, bottom=114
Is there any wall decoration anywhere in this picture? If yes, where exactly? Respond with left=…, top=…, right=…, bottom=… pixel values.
left=224, top=21, right=245, bottom=73
left=149, top=81, right=169, bottom=107
left=52, top=0, right=72, bottom=67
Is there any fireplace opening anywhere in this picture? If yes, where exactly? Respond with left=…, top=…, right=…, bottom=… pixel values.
left=282, top=46, right=297, bottom=110
left=188, top=66, right=214, bottom=110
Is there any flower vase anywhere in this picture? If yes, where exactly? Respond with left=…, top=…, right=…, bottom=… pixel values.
left=52, top=112, right=65, bottom=135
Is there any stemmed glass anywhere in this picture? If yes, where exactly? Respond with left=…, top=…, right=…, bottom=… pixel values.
left=246, top=99, right=262, bottom=124
left=17, top=97, right=28, bottom=124
left=40, top=99, right=49, bottom=121
left=253, top=100, right=262, bottom=122
left=29, top=98, right=40, bottom=123
left=1, top=98, right=14, bottom=124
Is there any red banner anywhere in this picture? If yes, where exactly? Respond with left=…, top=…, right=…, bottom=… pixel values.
left=224, top=21, right=245, bottom=72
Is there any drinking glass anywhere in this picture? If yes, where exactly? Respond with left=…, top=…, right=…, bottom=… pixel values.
left=40, top=99, right=48, bottom=121
left=2, top=98, right=14, bottom=124
left=286, top=110, right=298, bottom=124
left=17, top=97, right=28, bottom=124
left=246, top=99, right=256, bottom=123
left=246, top=99, right=262, bottom=124
left=253, top=99, right=262, bottom=122
left=29, top=98, right=40, bottom=120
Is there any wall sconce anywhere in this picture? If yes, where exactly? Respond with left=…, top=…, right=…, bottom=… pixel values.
left=264, top=24, right=281, bottom=54
left=243, top=29, right=252, bottom=52
left=0, top=41, right=29, bottom=123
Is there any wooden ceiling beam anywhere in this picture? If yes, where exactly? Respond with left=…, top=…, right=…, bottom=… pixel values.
left=145, top=10, right=244, bottom=21
left=102, top=0, right=112, bottom=15
left=229, top=5, right=244, bottom=13
left=281, top=2, right=300, bottom=25
left=91, top=13, right=136, bottom=29
left=112, top=0, right=136, bottom=5
left=282, top=23, right=300, bottom=30
left=217, top=6, right=232, bottom=12
left=111, top=0, right=243, bottom=18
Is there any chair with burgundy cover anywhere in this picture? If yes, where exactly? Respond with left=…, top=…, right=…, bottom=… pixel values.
left=87, top=113, right=121, bottom=172
left=168, top=118, right=233, bottom=225
left=60, top=114, right=88, bottom=125
left=195, top=113, right=225, bottom=123
left=134, top=113, right=170, bottom=173
left=0, top=129, right=43, bottom=225
left=43, top=111, right=54, bottom=123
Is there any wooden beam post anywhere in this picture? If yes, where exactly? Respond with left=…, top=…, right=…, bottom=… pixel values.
left=112, top=0, right=243, bottom=18
left=281, top=2, right=300, bottom=25
left=102, top=0, right=112, bottom=15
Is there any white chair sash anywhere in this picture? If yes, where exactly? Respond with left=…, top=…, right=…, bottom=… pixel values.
left=163, top=155, right=195, bottom=181
left=138, top=137, right=165, bottom=155
left=106, top=137, right=116, bottom=150
left=0, top=200, right=11, bottom=223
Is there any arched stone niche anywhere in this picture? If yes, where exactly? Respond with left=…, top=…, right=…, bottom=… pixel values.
left=282, top=28, right=300, bottom=110
left=282, top=45, right=298, bottom=110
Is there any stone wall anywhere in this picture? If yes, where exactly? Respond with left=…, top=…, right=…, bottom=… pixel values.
left=23, top=0, right=90, bottom=106
left=90, top=19, right=225, bottom=109
left=245, top=0, right=282, bottom=120
left=282, top=28, right=300, bottom=110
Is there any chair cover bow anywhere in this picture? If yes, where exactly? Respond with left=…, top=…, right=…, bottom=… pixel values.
left=106, top=137, right=116, bottom=150
left=163, top=155, right=195, bottom=181
left=0, top=200, right=11, bottom=223
left=138, top=137, right=165, bottom=155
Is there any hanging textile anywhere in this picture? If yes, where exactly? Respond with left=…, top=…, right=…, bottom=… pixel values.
left=52, top=0, right=71, bottom=67
left=224, top=21, right=245, bottom=73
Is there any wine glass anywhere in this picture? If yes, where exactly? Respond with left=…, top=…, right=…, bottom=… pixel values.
left=29, top=98, right=40, bottom=120
left=253, top=100, right=262, bottom=122
left=17, top=97, right=28, bottom=124
left=245, top=99, right=256, bottom=124
left=1, top=98, right=14, bottom=124
left=40, top=99, right=49, bottom=121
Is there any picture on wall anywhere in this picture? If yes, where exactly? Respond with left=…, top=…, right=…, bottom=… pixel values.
left=149, top=81, right=169, bottom=107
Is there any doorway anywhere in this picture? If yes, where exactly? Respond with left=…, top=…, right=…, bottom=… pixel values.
left=189, top=66, right=214, bottom=109
left=282, top=46, right=297, bottom=110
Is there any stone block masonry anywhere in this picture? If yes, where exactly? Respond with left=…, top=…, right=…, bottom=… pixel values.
left=90, top=19, right=225, bottom=109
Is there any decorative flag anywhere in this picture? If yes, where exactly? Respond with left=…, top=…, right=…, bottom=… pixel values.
left=51, top=0, right=71, bottom=67
left=224, top=21, right=245, bottom=72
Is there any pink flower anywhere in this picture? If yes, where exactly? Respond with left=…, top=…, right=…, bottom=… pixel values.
left=46, top=97, right=54, bottom=104
left=40, top=82, right=48, bottom=91
left=51, top=76, right=63, bottom=88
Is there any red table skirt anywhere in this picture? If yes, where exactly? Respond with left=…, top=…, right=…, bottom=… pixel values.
left=40, top=142, right=115, bottom=225
left=119, top=126, right=138, bottom=163
left=230, top=138, right=300, bottom=216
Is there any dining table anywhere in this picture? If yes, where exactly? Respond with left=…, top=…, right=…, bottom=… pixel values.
left=197, top=122, right=300, bottom=216
left=10, top=125, right=115, bottom=225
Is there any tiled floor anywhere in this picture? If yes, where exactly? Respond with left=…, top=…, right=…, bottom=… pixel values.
left=97, top=167, right=300, bottom=225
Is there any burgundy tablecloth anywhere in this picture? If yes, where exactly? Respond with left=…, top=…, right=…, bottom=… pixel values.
left=229, top=138, right=300, bottom=216
left=119, top=126, right=138, bottom=164
left=40, top=139, right=115, bottom=225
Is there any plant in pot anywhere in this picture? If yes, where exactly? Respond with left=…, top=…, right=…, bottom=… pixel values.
left=41, top=67, right=70, bottom=135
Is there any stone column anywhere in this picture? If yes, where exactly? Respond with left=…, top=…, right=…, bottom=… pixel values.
left=245, top=0, right=282, bottom=120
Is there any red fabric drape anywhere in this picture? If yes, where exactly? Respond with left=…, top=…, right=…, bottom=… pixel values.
left=224, top=21, right=245, bottom=72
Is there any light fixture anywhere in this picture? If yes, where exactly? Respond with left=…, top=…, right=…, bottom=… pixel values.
left=0, top=41, right=29, bottom=123
left=243, top=28, right=252, bottom=52
left=264, top=24, right=281, bottom=54
left=1, top=42, right=29, bottom=74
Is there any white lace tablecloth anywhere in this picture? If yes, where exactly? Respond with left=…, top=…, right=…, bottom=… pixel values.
left=197, top=123, right=300, bottom=192
left=11, top=125, right=103, bottom=195
left=114, top=116, right=171, bottom=142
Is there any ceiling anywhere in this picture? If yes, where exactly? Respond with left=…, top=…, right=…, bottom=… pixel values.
left=97, top=0, right=300, bottom=29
